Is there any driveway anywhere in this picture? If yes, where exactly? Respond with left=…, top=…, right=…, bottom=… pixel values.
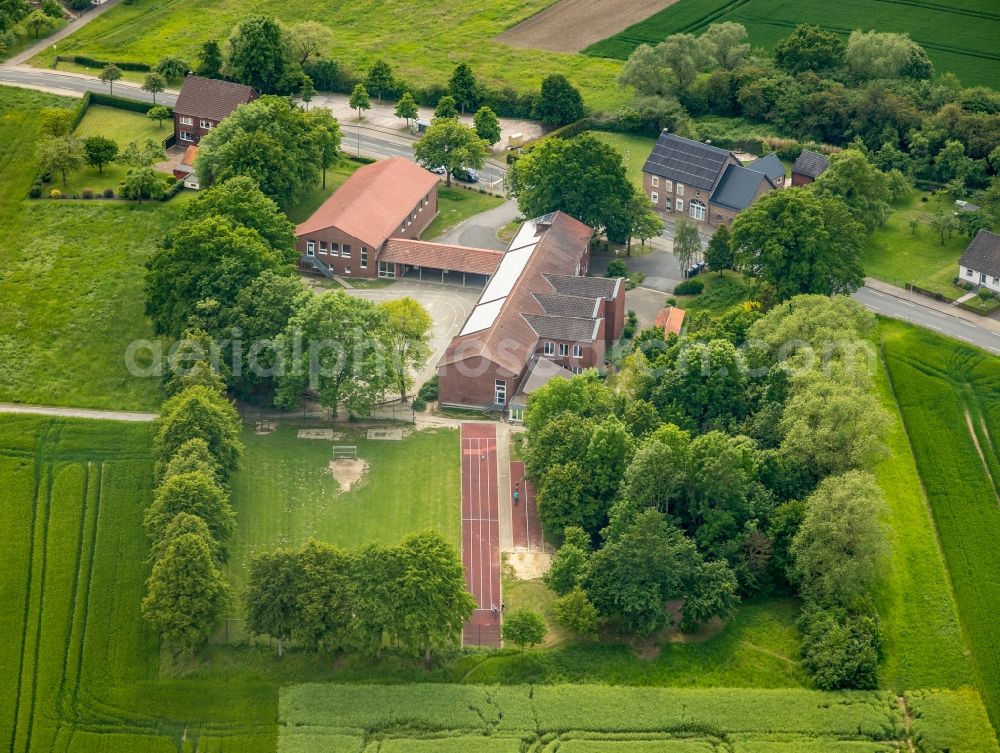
left=590, top=249, right=684, bottom=294
left=434, top=199, right=520, bottom=251
left=339, top=280, right=480, bottom=389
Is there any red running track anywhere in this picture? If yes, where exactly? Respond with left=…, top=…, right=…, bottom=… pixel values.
left=460, top=423, right=502, bottom=647
left=510, top=461, right=542, bottom=551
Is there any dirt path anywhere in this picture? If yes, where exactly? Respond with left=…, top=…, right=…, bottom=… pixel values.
left=0, top=403, right=157, bottom=422
left=497, top=0, right=680, bottom=53
left=964, top=408, right=1000, bottom=504
left=4, top=0, right=123, bottom=66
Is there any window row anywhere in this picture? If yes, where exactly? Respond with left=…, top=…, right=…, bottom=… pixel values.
left=650, top=176, right=684, bottom=196
left=542, top=342, right=584, bottom=358
left=305, top=241, right=369, bottom=269
left=177, top=116, right=214, bottom=129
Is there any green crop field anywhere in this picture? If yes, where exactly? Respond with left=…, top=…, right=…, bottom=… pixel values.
left=29, top=0, right=626, bottom=111
left=226, top=425, right=460, bottom=621
left=881, top=320, right=1000, bottom=731
left=277, top=682, right=997, bottom=753
left=0, top=86, right=175, bottom=411
left=584, top=0, right=1000, bottom=89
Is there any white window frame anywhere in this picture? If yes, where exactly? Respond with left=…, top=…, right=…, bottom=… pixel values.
left=966, top=268, right=974, bottom=278
left=651, top=176, right=659, bottom=187
left=650, top=191, right=658, bottom=205
left=676, top=199, right=683, bottom=212
left=676, top=183, right=685, bottom=196
left=690, top=200, right=706, bottom=221
left=360, top=247, right=368, bottom=269
left=559, top=343, right=569, bottom=357
left=305, top=241, right=315, bottom=257
left=495, top=379, right=507, bottom=405
left=543, top=341, right=555, bottom=356
left=342, top=244, right=352, bottom=259
left=572, top=345, right=582, bottom=358
left=179, top=131, right=194, bottom=142
left=199, top=119, right=213, bottom=129
left=178, top=116, right=193, bottom=126
left=572, top=366, right=583, bottom=375
left=509, top=407, right=523, bottom=422
left=344, top=266, right=351, bottom=275
left=665, top=198, right=672, bottom=211
left=378, top=261, right=396, bottom=279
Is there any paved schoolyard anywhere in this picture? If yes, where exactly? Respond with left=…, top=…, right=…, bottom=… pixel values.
left=341, top=280, right=479, bottom=389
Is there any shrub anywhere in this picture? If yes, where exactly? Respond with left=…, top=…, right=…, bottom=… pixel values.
left=411, top=396, right=427, bottom=412
left=49, top=189, right=62, bottom=199
left=103, top=187, right=115, bottom=199
left=81, top=187, right=94, bottom=199
left=799, top=604, right=882, bottom=690
left=28, top=185, right=42, bottom=199
left=626, top=271, right=645, bottom=290
left=553, top=587, right=599, bottom=637
left=417, top=375, right=438, bottom=403
left=976, top=287, right=994, bottom=301
left=674, top=279, right=704, bottom=295
left=606, top=259, right=627, bottom=277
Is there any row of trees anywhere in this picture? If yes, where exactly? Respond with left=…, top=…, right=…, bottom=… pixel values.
left=525, top=295, right=891, bottom=687
left=245, top=532, right=474, bottom=660
left=141, top=369, right=244, bottom=654
left=144, top=176, right=434, bottom=411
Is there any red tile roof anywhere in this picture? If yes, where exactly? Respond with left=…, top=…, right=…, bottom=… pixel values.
left=296, top=157, right=441, bottom=248
left=381, top=238, right=503, bottom=276
left=173, top=75, right=256, bottom=123
left=440, top=212, right=595, bottom=375
left=664, top=307, right=686, bottom=335
left=180, top=144, right=198, bottom=167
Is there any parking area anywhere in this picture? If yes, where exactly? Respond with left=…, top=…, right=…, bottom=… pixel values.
left=342, top=279, right=480, bottom=389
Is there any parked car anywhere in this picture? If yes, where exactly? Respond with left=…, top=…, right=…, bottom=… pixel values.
left=427, top=165, right=446, bottom=175
left=453, top=166, right=479, bottom=183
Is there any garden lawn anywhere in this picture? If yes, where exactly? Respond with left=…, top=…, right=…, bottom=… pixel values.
left=284, top=158, right=363, bottom=223
left=584, top=0, right=1000, bottom=89
left=673, top=270, right=750, bottom=314
left=881, top=319, right=1000, bottom=732
left=590, top=131, right=656, bottom=189
left=74, top=103, right=167, bottom=147
left=862, top=190, right=970, bottom=297
left=30, top=0, right=626, bottom=110
left=0, top=86, right=171, bottom=410
left=422, top=186, right=505, bottom=240
left=226, top=425, right=461, bottom=617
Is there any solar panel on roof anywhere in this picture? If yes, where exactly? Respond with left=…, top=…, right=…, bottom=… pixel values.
left=460, top=298, right=505, bottom=336
left=479, top=244, right=536, bottom=303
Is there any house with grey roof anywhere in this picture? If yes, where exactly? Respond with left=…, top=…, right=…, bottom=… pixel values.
left=642, top=131, right=777, bottom=229
left=746, top=153, right=785, bottom=187
left=959, top=229, right=1000, bottom=294
left=791, top=149, right=830, bottom=186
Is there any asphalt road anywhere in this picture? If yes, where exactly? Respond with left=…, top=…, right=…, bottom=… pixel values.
left=854, top=286, right=1000, bottom=355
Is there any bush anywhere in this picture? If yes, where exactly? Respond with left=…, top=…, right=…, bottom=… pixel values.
left=49, top=189, right=62, bottom=199
left=553, top=587, right=599, bottom=637
left=606, top=259, right=627, bottom=278
left=626, top=271, right=645, bottom=290
left=81, top=187, right=94, bottom=199
left=417, top=375, right=438, bottom=403
left=28, top=185, right=42, bottom=199
left=799, top=605, right=882, bottom=690
left=976, top=287, right=995, bottom=301
left=103, top=187, right=115, bottom=199
left=411, top=396, right=427, bottom=412
left=674, top=278, right=704, bottom=295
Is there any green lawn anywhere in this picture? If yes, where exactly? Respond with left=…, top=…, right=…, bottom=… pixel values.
left=862, top=190, right=971, bottom=297
left=285, top=158, right=364, bottom=223
left=881, top=320, right=1000, bottom=732
left=30, top=0, right=626, bottom=110
left=584, top=0, right=1000, bottom=89
left=0, top=86, right=170, bottom=410
left=75, top=103, right=169, bottom=147
left=422, top=185, right=505, bottom=241
left=227, top=424, right=460, bottom=617
left=590, top=131, right=656, bottom=190
left=673, top=270, right=750, bottom=314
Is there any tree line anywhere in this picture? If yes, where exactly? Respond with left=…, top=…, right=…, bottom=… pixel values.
left=528, top=295, right=889, bottom=689
left=245, top=533, right=474, bottom=660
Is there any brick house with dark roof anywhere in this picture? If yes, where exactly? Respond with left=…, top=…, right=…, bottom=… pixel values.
left=173, top=75, right=257, bottom=146
left=746, top=153, right=785, bottom=188
left=791, top=149, right=830, bottom=186
left=295, top=156, right=502, bottom=283
left=959, top=229, right=1000, bottom=294
left=642, top=131, right=776, bottom=228
left=438, top=212, right=625, bottom=419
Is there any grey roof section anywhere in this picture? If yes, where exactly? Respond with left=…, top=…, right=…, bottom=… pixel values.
left=642, top=131, right=734, bottom=191
left=710, top=164, right=772, bottom=212
left=523, top=314, right=600, bottom=342
left=960, top=230, right=1000, bottom=278
left=544, top=274, right=619, bottom=299
left=746, top=153, right=784, bottom=182
left=174, top=75, right=257, bottom=123
left=510, top=357, right=575, bottom=406
left=533, top=292, right=600, bottom=319
left=792, top=149, right=830, bottom=179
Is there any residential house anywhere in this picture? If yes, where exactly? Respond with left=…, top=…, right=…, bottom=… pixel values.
left=295, top=156, right=502, bottom=283
left=438, top=212, right=626, bottom=420
left=172, top=145, right=200, bottom=189
left=642, top=131, right=776, bottom=228
left=959, top=229, right=1000, bottom=293
left=173, top=75, right=257, bottom=146
left=791, top=149, right=830, bottom=186
left=746, top=153, right=785, bottom=188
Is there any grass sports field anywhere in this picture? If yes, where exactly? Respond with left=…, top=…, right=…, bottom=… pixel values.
left=226, top=425, right=460, bottom=621
left=584, top=0, right=1000, bottom=89
left=0, top=87, right=174, bottom=411
left=881, top=319, right=1000, bottom=731
left=29, top=0, right=626, bottom=111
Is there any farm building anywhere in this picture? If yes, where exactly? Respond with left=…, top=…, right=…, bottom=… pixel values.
left=172, top=75, right=257, bottom=146
left=438, top=212, right=625, bottom=419
left=791, top=149, right=830, bottom=186
left=745, top=153, right=785, bottom=188
left=642, top=131, right=777, bottom=228
left=295, top=156, right=503, bottom=283
left=959, top=229, right=1000, bottom=293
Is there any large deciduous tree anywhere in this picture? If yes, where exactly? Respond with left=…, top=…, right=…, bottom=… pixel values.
left=473, top=105, right=501, bottom=146
left=245, top=549, right=302, bottom=656
left=448, top=63, right=479, bottom=114
left=501, top=608, right=547, bottom=650
left=37, top=135, right=83, bottom=186
left=196, top=40, right=222, bottom=78
left=365, top=58, right=394, bottom=102
left=532, top=74, right=585, bottom=128
left=144, top=470, right=236, bottom=553
left=286, top=20, right=331, bottom=67
left=224, top=15, right=291, bottom=93
left=153, top=385, right=243, bottom=480
left=82, top=136, right=118, bottom=175
left=413, top=118, right=487, bottom=186
left=811, top=149, right=890, bottom=232
left=731, top=189, right=866, bottom=300
left=774, top=24, right=845, bottom=73
left=380, top=297, right=432, bottom=402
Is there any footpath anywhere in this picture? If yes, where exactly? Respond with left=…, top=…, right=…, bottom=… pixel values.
left=863, top=277, right=1000, bottom=334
